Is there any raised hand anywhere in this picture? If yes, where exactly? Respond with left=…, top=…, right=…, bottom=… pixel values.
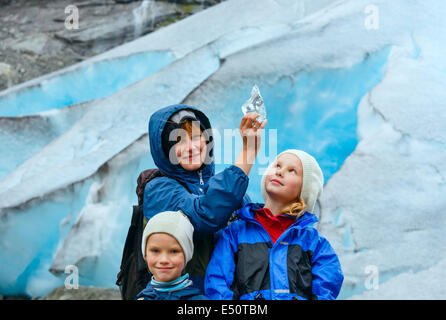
left=239, top=112, right=268, bottom=157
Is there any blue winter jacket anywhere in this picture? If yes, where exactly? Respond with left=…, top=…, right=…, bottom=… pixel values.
left=143, top=104, right=251, bottom=290
left=204, top=203, right=344, bottom=300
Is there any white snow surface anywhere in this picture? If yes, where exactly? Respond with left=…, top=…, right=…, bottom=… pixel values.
left=0, top=0, right=445, bottom=298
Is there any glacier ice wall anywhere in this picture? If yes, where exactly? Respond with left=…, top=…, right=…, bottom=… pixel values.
left=0, top=0, right=445, bottom=299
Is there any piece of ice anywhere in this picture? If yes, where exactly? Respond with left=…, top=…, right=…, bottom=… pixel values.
left=241, top=84, right=267, bottom=122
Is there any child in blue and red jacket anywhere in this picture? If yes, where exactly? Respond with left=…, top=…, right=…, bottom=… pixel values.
left=204, top=149, right=344, bottom=300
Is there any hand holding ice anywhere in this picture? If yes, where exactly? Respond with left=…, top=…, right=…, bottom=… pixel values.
left=241, top=85, right=267, bottom=122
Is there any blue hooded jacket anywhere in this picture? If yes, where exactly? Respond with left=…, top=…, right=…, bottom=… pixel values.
left=143, top=104, right=251, bottom=289
left=204, top=203, right=344, bottom=300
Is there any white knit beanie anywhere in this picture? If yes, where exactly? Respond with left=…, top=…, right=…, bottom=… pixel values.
left=261, top=149, right=324, bottom=213
left=141, top=210, right=194, bottom=264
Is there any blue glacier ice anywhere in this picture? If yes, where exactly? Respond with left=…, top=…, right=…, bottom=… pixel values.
left=0, top=180, right=94, bottom=295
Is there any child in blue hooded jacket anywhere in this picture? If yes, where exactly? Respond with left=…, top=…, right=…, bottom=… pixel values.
left=144, top=104, right=267, bottom=292
left=204, top=149, right=344, bottom=300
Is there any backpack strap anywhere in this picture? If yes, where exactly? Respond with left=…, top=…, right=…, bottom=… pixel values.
left=136, top=169, right=165, bottom=206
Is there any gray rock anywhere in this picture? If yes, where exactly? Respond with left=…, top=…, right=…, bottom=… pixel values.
left=2, top=294, right=30, bottom=300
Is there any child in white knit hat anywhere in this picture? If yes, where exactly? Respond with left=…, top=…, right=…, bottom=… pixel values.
left=205, top=149, right=344, bottom=300
left=136, top=210, right=207, bottom=300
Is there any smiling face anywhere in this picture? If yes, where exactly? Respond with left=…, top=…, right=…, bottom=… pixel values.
left=174, top=121, right=207, bottom=171
left=145, top=233, right=185, bottom=283
left=264, top=153, right=304, bottom=205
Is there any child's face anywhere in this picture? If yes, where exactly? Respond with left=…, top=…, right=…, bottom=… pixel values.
left=264, top=153, right=303, bottom=204
left=145, top=233, right=185, bottom=283
left=174, top=129, right=207, bottom=171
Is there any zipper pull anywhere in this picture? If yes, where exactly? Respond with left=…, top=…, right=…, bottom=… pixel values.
left=198, top=170, right=204, bottom=186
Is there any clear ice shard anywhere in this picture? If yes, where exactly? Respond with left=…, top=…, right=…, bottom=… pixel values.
left=241, top=84, right=267, bottom=122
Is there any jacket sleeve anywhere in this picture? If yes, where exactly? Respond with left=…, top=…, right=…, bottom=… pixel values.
left=143, top=165, right=248, bottom=234
left=311, top=235, right=344, bottom=300
left=204, top=225, right=237, bottom=300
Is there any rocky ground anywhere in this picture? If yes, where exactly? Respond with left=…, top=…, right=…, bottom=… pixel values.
left=0, top=0, right=224, bottom=92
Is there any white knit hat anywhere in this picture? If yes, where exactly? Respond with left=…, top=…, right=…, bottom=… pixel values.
left=261, top=149, right=324, bottom=213
left=141, top=210, right=194, bottom=264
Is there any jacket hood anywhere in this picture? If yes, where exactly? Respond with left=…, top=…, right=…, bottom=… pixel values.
left=238, top=203, right=318, bottom=229
left=148, top=104, right=215, bottom=186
